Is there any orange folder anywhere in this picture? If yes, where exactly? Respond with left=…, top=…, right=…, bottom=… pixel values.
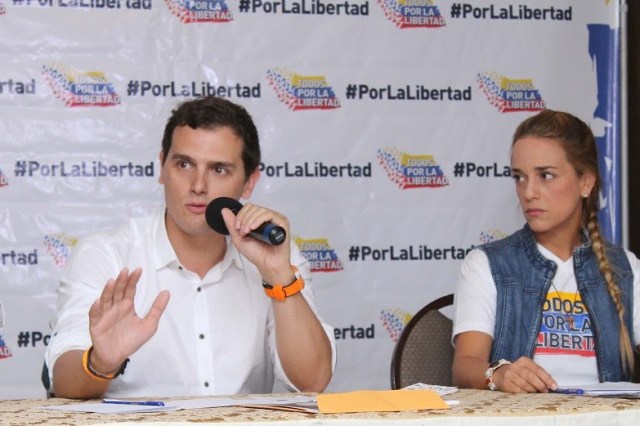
left=316, top=389, right=449, bottom=414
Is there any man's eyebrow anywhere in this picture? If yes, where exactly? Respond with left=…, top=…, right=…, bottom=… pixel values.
left=169, top=153, right=194, bottom=163
left=206, top=160, right=236, bottom=169
left=169, top=154, right=235, bottom=169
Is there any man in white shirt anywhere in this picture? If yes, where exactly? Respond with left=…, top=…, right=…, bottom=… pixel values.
left=44, top=96, right=336, bottom=399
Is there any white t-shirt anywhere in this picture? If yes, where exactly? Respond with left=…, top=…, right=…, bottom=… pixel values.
left=453, top=244, right=640, bottom=386
left=44, top=208, right=336, bottom=398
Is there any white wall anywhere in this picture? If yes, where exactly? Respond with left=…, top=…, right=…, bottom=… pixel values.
left=0, top=0, right=620, bottom=397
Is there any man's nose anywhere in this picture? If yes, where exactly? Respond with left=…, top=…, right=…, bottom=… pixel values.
left=191, top=170, right=208, bottom=194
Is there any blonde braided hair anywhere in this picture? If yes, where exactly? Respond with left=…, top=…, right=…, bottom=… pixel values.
left=586, top=210, right=634, bottom=373
left=513, top=109, right=634, bottom=374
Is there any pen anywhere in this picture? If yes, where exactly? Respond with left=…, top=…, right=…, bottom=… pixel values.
left=552, top=388, right=584, bottom=395
left=103, top=399, right=165, bottom=406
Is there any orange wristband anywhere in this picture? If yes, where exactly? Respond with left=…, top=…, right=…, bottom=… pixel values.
left=262, top=265, right=305, bottom=301
left=82, top=346, right=129, bottom=382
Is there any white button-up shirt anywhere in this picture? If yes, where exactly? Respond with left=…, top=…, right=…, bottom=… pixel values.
left=45, top=208, right=336, bottom=398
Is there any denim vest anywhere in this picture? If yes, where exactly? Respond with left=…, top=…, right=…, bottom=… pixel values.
left=480, top=224, right=634, bottom=382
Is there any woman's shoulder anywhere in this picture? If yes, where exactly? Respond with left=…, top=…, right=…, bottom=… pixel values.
left=621, top=247, right=640, bottom=272
left=461, top=247, right=490, bottom=272
left=594, top=242, right=640, bottom=276
left=479, top=226, right=527, bottom=252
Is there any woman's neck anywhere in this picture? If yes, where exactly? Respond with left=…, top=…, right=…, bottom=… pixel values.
left=534, top=229, right=583, bottom=261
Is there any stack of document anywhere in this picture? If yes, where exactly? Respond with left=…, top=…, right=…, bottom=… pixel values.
left=556, top=382, right=640, bottom=398
left=403, top=382, right=459, bottom=397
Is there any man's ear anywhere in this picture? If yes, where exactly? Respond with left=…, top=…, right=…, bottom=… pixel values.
left=241, top=168, right=260, bottom=200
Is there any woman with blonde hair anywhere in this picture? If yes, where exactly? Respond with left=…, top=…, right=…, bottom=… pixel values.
left=452, top=110, right=640, bottom=392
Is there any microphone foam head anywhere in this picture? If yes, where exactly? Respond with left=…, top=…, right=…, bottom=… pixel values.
left=205, top=197, right=242, bottom=235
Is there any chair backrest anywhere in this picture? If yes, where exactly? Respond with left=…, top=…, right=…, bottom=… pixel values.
left=41, top=361, right=53, bottom=397
left=390, top=294, right=454, bottom=389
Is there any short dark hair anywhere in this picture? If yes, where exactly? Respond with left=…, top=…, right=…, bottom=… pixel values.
left=161, top=96, right=260, bottom=179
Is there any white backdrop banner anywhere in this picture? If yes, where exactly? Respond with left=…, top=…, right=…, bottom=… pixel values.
left=0, top=0, right=621, bottom=398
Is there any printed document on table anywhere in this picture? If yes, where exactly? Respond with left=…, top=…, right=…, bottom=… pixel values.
left=572, top=382, right=640, bottom=396
left=41, top=402, right=177, bottom=414
left=166, top=394, right=317, bottom=410
left=40, top=394, right=316, bottom=413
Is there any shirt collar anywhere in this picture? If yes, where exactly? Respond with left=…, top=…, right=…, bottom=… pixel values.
left=218, top=235, right=244, bottom=272
left=152, top=207, right=244, bottom=272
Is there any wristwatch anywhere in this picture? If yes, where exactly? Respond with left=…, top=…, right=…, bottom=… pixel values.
left=484, top=359, right=511, bottom=391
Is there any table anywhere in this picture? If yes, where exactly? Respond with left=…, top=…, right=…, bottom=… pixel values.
left=1, top=389, right=639, bottom=425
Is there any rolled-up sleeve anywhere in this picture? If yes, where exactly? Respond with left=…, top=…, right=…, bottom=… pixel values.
left=268, top=244, right=337, bottom=391
left=44, top=238, right=122, bottom=389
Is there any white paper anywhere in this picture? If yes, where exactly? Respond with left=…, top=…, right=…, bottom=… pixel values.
left=40, top=394, right=317, bottom=413
left=165, top=394, right=316, bottom=410
left=403, top=382, right=460, bottom=397
left=41, top=402, right=178, bottom=414
left=573, top=382, right=640, bottom=396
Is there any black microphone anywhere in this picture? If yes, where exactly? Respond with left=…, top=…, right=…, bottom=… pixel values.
left=205, top=197, right=286, bottom=246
